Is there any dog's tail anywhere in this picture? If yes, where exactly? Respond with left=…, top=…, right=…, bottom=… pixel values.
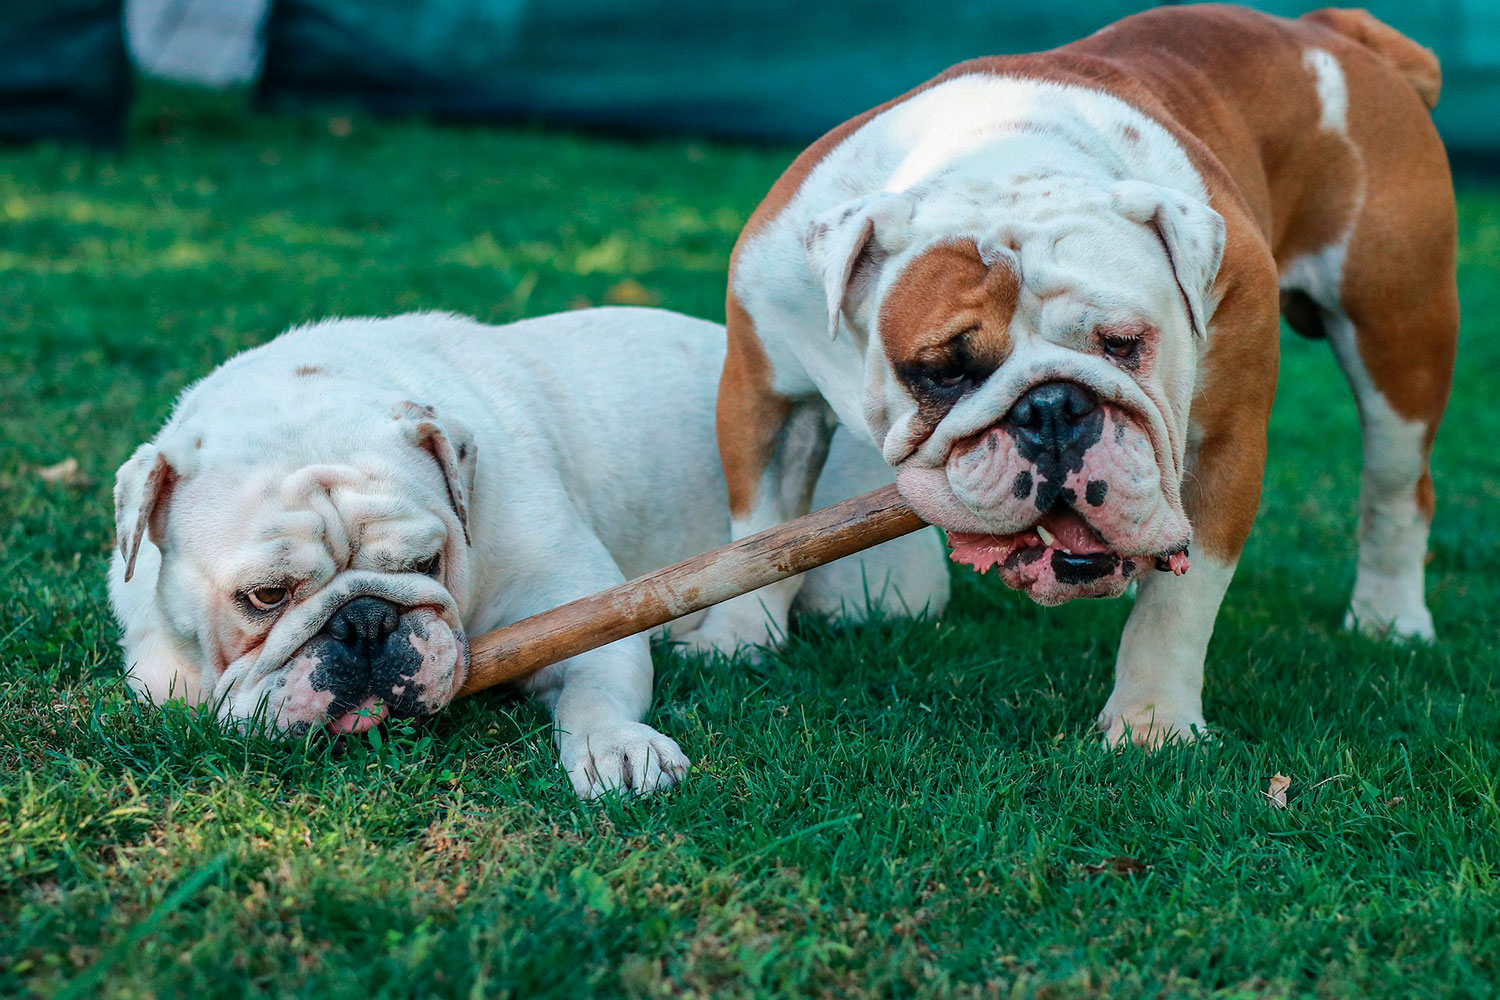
left=1303, top=8, right=1441, bottom=111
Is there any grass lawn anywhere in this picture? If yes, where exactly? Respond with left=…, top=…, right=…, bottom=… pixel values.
left=2, top=85, right=1498, bottom=999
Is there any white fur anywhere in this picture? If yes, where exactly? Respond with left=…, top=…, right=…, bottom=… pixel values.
left=1303, top=48, right=1349, bottom=135
left=736, top=74, right=1212, bottom=433
left=1098, top=555, right=1234, bottom=746
left=1325, top=315, right=1436, bottom=640
left=110, top=308, right=949, bottom=798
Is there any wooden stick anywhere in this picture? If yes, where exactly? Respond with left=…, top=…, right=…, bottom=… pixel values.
left=458, top=484, right=926, bottom=696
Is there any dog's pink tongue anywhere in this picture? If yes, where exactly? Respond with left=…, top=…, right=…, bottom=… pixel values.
left=328, top=695, right=388, bottom=735
left=1044, top=508, right=1110, bottom=554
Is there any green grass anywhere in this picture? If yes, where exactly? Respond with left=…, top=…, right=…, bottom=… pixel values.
left=3, top=85, right=1498, bottom=998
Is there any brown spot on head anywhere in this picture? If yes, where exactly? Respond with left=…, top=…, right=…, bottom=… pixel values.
left=294, top=365, right=327, bottom=377
left=876, top=240, right=1020, bottom=453
left=879, top=239, right=1018, bottom=384
left=1119, top=124, right=1141, bottom=144
left=394, top=400, right=437, bottom=421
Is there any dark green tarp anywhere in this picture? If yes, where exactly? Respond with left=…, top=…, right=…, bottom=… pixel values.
left=259, top=0, right=1500, bottom=155
left=0, top=0, right=130, bottom=145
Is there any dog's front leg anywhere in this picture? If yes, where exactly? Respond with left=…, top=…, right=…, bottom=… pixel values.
left=1099, top=283, right=1279, bottom=747
left=528, top=638, right=689, bottom=799
left=683, top=311, right=838, bottom=656
left=493, top=536, right=689, bottom=798
left=1098, top=557, right=1236, bottom=746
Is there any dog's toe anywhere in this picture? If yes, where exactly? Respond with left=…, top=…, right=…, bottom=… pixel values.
left=561, top=723, right=690, bottom=800
left=1097, top=703, right=1207, bottom=750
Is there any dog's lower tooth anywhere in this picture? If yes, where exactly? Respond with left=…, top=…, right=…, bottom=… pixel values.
left=1036, top=525, right=1058, bottom=548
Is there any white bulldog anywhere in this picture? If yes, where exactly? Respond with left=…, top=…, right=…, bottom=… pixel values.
left=110, top=307, right=949, bottom=797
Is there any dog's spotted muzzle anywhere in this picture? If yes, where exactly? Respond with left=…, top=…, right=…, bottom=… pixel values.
left=900, top=379, right=1191, bottom=605
left=275, top=598, right=470, bottom=733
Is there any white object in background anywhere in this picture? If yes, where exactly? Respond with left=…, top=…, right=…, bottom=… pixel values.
left=126, top=0, right=270, bottom=87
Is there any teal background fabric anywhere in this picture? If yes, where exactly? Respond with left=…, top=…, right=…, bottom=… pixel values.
left=257, top=0, right=1499, bottom=154
left=0, top=0, right=130, bottom=145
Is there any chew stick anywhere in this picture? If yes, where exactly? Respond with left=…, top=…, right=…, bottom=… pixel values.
left=459, top=484, right=925, bottom=696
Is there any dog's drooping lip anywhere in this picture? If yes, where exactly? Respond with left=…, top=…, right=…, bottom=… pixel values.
left=945, top=505, right=1189, bottom=605
left=947, top=506, right=1110, bottom=572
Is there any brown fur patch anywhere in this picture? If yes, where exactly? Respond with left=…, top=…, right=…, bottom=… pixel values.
left=718, top=294, right=790, bottom=520
left=294, top=365, right=327, bottom=377
left=875, top=240, right=1020, bottom=458
left=878, top=239, right=1018, bottom=374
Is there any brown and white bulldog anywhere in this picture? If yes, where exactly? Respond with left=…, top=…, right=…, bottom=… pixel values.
left=689, top=5, right=1458, bottom=745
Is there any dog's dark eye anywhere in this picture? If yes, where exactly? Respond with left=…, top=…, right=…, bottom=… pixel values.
left=246, top=585, right=289, bottom=612
left=1100, top=334, right=1142, bottom=363
left=902, top=331, right=989, bottom=397
left=413, top=553, right=441, bottom=577
left=928, top=362, right=970, bottom=389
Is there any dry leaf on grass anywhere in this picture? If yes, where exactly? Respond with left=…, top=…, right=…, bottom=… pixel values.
left=1081, top=856, right=1150, bottom=877
left=1265, top=773, right=1291, bottom=808
left=36, top=457, right=86, bottom=486
left=605, top=279, right=659, bottom=306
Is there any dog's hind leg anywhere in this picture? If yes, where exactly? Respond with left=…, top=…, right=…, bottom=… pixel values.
left=1327, top=309, right=1453, bottom=640
left=1275, top=29, right=1458, bottom=640
left=1289, top=207, right=1457, bottom=640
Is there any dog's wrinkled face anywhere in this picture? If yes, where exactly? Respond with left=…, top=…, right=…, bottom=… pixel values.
left=809, top=176, right=1225, bottom=605
left=115, top=402, right=476, bottom=731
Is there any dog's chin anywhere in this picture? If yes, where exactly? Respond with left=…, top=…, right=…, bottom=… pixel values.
left=896, top=437, right=1190, bottom=605
left=944, top=511, right=1144, bottom=605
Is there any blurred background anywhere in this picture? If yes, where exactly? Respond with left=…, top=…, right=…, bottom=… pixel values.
left=4, top=0, right=1496, bottom=163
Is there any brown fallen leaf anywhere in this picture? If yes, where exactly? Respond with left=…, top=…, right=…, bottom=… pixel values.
left=605, top=279, right=659, bottom=306
left=1081, top=856, right=1150, bottom=877
left=36, top=457, right=85, bottom=486
left=1386, top=796, right=1405, bottom=808
left=1265, top=773, right=1291, bottom=809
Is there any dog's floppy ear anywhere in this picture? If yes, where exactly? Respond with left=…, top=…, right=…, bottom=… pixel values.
left=805, top=191, right=916, bottom=340
left=394, top=402, right=476, bottom=546
left=1111, top=180, right=1226, bottom=339
left=115, top=444, right=181, bottom=583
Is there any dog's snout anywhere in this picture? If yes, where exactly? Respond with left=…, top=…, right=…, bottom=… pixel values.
left=326, top=596, right=401, bottom=657
left=1004, top=381, right=1099, bottom=457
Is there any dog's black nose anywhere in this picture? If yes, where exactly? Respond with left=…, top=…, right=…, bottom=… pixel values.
left=1004, top=381, right=1100, bottom=460
left=326, top=596, right=400, bottom=658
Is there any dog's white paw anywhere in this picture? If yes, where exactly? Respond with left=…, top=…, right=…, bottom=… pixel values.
left=1343, top=600, right=1435, bottom=643
left=1097, top=701, right=1208, bottom=750
left=558, top=723, right=690, bottom=799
